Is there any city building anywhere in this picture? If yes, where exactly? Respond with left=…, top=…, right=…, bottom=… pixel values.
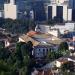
left=69, top=0, right=75, bottom=9
left=33, top=1, right=46, bottom=22
left=68, top=9, right=72, bottom=21
left=35, top=25, right=60, bottom=37
left=72, top=9, right=75, bottom=21
left=51, top=23, right=75, bottom=34
left=48, top=4, right=56, bottom=20
left=47, top=0, right=72, bottom=22
left=19, top=30, right=62, bottom=58
left=47, top=4, right=72, bottom=22
left=4, top=0, right=17, bottom=19
left=36, top=22, right=75, bottom=35
left=69, top=0, right=75, bottom=21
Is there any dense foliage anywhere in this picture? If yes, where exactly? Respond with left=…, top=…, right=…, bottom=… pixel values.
left=47, top=42, right=69, bottom=61
left=0, top=41, right=35, bottom=75
left=0, top=18, right=36, bottom=34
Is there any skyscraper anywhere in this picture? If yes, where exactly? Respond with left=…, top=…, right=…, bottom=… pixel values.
left=47, top=4, right=72, bottom=22
left=33, top=1, right=46, bottom=22
left=69, top=0, right=75, bottom=9
left=69, top=0, right=75, bottom=21
left=4, top=0, right=17, bottom=19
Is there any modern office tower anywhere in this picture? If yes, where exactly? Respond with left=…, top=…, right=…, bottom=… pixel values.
left=72, top=9, right=75, bottom=21
left=33, top=1, right=46, bottom=22
left=52, top=5, right=57, bottom=18
left=4, top=0, right=17, bottom=19
left=63, top=5, right=68, bottom=21
left=56, top=6, right=63, bottom=22
left=48, top=4, right=56, bottom=20
left=48, top=6, right=52, bottom=20
left=68, top=9, right=72, bottom=21
left=69, top=0, right=75, bottom=21
left=69, top=0, right=75, bottom=9
left=48, top=4, right=68, bottom=22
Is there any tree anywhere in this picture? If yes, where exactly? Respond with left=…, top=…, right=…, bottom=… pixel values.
left=47, top=51, right=63, bottom=62
left=0, top=41, right=34, bottom=75
left=26, top=41, right=33, bottom=57
left=0, top=41, right=10, bottom=60
left=58, top=42, right=69, bottom=55
left=1, top=18, right=35, bottom=34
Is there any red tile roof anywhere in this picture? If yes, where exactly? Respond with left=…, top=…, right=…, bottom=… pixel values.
left=27, top=30, right=37, bottom=37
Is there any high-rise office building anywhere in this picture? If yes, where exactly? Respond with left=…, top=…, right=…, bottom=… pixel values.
left=72, top=9, right=75, bottom=21
left=68, top=9, right=72, bottom=21
left=69, top=0, right=75, bottom=9
left=4, top=0, right=17, bottom=19
left=48, top=6, right=52, bottom=20
left=48, top=4, right=56, bottom=20
left=47, top=4, right=72, bottom=22
left=69, top=0, right=75, bottom=21
left=33, top=1, right=46, bottom=22
left=56, top=6, right=63, bottom=20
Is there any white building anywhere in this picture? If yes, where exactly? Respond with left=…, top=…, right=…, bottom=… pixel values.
left=35, top=22, right=75, bottom=34
left=63, top=4, right=68, bottom=21
left=51, top=23, right=75, bottom=34
left=4, top=0, right=17, bottom=19
left=52, top=4, right=57, bottom=18
left=35, top=25, right=60, bottom=37
left=47, top=0, right=72, bottom=22
left=68, top=9, right=72, bottom=21
left=47, top=4, right=72, bottom=22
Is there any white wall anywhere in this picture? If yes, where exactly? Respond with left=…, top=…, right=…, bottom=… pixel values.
left=51, top=23, right=75, bottom=34
left=48, top=4, right=69, bottom=21
left=63, top=5, right=68, bottom=21
left=4, top=4, right=17, bottom=19
left=68, top=9, right=72, bottom=21
left=35, top=25, right=50, bottom=33
left=52, top=5, right=56, bottom=18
